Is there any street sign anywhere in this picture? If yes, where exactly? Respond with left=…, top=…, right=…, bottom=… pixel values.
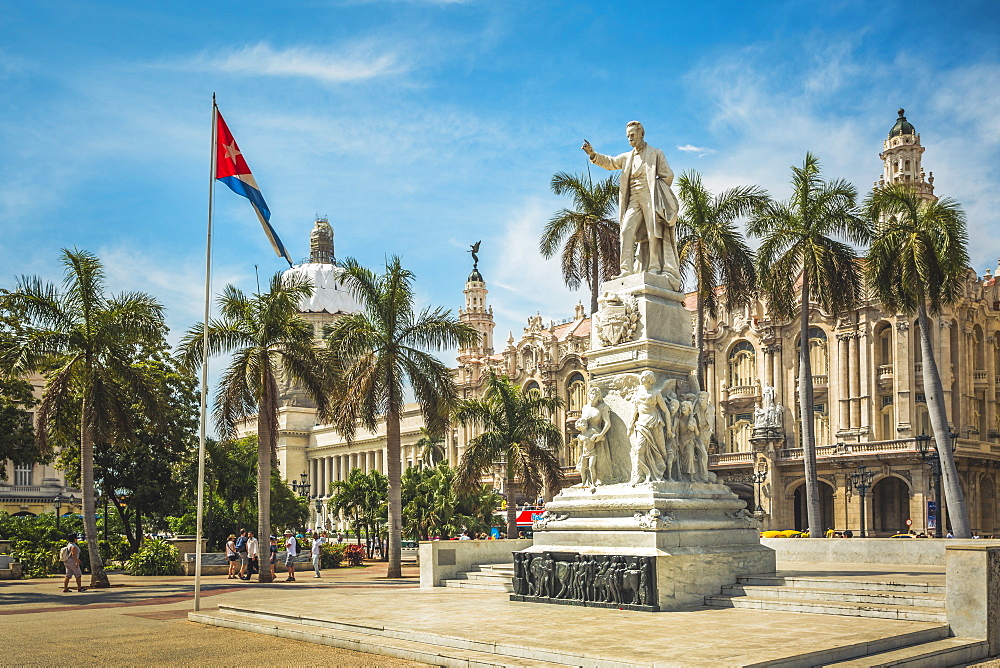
left=905, top=518, right=912, bottom=526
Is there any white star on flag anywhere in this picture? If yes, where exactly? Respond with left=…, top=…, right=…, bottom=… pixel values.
left=223, top=140, right=241, bottom=164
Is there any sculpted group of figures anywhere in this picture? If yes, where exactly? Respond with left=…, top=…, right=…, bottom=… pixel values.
left=576, top=371, right=716, bottom=488
left=512, top=552, right=658, bottom=611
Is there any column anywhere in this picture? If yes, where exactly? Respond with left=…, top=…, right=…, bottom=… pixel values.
left=377, top=448, right=385, bottom=474
left=324, top=457, right=333, bottom=495
left=850, top=333, right=862, bottom=430
left=940, top=319, right=954, bottom=427
left=334, top=455, right=342, bottom=482
left=309, top=458, right=318, bottom=492
left=350, top=452, right=358, bottom=472
left=858, top=331, right=871, bottom=435
left=838, top=334, right=851, bottom=432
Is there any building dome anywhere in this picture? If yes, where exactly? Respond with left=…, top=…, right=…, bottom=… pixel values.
left=282, top=263, right=362, bottom=314
left=468, top=268, right=484, bottom=283
left=889, top=108, right=915, bottom=138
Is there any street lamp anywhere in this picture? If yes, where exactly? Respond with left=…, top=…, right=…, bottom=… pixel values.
left=915, top=431, right=958, bottom=538
left=751, top=461, right=769, bottom=515
left=315, top=498, right=324, bottom=531
left=850, top=463, right=875, bottom=537
left=53, top=493, right=64, bottom=532
left=291, top=473, right=311, bottom=499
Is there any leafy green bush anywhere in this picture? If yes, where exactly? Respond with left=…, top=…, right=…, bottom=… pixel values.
left=125, top=539, right=182, bottom=576
left=344, top=543, right=365, bottom=566
left=320, top=542, right=345, bottom=568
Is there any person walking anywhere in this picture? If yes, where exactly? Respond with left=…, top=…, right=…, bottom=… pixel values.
left=246, top=531, right=259, bottom=580
left=225, top=534, right=238, bottom=579
left=234, top=528, right=249, bottom=580
left=269, top=535, right=278, bottom=579
left=311, top=531, right=325, bottom=578
left=283, top=529, right=298, bottom=582
left=60, top=534, right=86, bottom=593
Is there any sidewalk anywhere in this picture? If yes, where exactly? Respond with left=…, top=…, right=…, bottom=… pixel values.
left=0, top=562, right=429, bottom=666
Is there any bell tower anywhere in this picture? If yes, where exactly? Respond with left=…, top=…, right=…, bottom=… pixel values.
left=458, top=245, right=494, bottom=363
left=877, top=109, right=935, bottom=201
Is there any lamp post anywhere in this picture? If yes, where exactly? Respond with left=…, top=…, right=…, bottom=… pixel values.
left=53, top=493, right=64, bottom=532
left=915, top=431, right=957, bottom=538
left=314, top=497, right=323, bottom=531
left=751, top=461, right=769, bottom=515
left=850, top=463, right=875, bottom=537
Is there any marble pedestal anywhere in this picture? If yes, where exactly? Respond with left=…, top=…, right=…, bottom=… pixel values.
left=520, top=482, right=775, bottom=610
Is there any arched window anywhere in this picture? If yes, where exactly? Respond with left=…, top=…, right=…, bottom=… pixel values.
left=973, top=325, right=985, bottom=371
left=727, top=412, right=753, bottom=452
left=813, top=403, right=830, bottom=447
left=807, top=327, right=828, bottom=377
left=728, top=341, right=756, bottom=390
left=567, top=373, right=586, bottom=413
left=914, top=398, right=931, bottom=437
left=878, top=324, right=893, bottom=367
left=523, top=380, right=540, bottom=394
left=880, top=395, right=895, bottom=440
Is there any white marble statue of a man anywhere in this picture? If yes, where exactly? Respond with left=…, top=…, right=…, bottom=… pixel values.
left=582, top=122, right=680, bottom=286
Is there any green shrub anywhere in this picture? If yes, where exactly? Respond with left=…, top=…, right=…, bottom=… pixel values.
left=125, top=539, right=182, bottom=576
left=320, top=542, right=345, bottom=568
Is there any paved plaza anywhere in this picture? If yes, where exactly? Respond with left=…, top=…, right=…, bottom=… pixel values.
left=3, top=560, right=1000, bottom=666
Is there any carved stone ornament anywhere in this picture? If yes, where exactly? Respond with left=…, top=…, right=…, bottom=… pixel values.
left=633, top=508, right=670, bottom=529
left=595, top=293, right=640, bottom=347
left=512, top=551, right=659, bottom=612
left=896, top=321, right=910, bottom=332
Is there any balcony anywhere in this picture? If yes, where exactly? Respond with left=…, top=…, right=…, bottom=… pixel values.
left=777, top=438, right=924, bottom=461
left=974, top=369, right=988, bottom=386
left=708, top=452, right=754, bottom=467
left=726, top=384, right=759, bottom=399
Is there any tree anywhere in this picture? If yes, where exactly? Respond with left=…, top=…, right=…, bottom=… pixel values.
left=178, top=272, right=328, bottom=583
left=454, top=371, right=564, bottom=538
left=415, top=426, right=446, bottom=468
left=865, top=183, right=972, bottom=537
left=676, top=171, right=765, bottom=387
left=401, top=462, right=502, bottom=541
left=540, top=171, right=620, bottom=314
left=0, top=249, right=166, bottom=587
left=325, top=257, right=477, bottom=577
left=748, top=154, right=869, bottom=538
left=328, top=467, right=387, bottom=558
left=0, top=377, right=40, bottom=480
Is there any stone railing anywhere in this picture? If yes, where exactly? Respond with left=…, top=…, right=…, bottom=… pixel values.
left=727, top=384, right=757, bottom=397
left=708, top=452, right=754, bottom=466
left=878, top=364, right=893, bottom=379
left=778, top=439, right=920, bottom=460
left=974, top=369, right=988, bottom=382
left=812, top=374, right=828, bottom=386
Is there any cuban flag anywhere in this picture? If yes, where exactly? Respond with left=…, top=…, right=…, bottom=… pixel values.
left=215, top=110, right=293, bottom=266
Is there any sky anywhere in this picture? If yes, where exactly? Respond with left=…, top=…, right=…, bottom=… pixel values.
left=2, top=1, right=999, bottom=365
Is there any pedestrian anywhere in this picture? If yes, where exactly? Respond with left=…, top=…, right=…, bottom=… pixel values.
left=269, top=535, right=278, bottom=579
left=60, top=534, right=86, bottom=593
left=283, top=529, right=298, bottom=581
left=337, top=531, right=343, bottom=544
left=234, top=528, right=249, bottom=579
left=311, top=531, right=324, bottom=578
left=247, top=531, right=259, bottom=579
left=225, top=534, right=238, bottom=579
left=459, top=529, right=471, bottom=541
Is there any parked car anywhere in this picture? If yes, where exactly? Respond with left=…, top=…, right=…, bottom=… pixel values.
left=760, top=529, right=805, bottom=538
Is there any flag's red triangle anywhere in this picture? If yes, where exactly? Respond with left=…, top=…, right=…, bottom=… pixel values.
left=216, top=111, right=253, bottom=179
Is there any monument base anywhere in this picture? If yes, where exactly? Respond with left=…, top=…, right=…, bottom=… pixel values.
left=513, top=482, right=776, bottom=611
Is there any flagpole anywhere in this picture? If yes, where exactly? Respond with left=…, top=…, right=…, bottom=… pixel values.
left=194, top=93, right=217, bottom=611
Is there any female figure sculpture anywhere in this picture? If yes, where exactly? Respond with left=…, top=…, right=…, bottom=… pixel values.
left=576, top=387, right=612, bottom=488
left=629, top=371, right=672, bottom=484
left=677, top=400, right=698, bottom=480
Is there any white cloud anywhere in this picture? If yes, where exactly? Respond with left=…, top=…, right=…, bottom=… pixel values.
left=185, top=42, right=406, bottom=84
left=676, top=144, right=716, bottom=158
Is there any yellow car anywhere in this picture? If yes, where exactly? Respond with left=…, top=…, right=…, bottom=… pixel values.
left=760, top=529, right=805, bottom=538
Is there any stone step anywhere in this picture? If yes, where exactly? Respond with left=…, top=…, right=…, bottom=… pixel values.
left=739, top=575, right=945, bottom=595
left=704, top=595, right=948, bottom=622
left=443, top=579, right=512, bottom=592
left=820, top=636, right=989, bottom=667
left=721, top=584, right=946, bottom=608
left=475, top=563, right=514, bottom=573
left=190, top=610, right=568, bottom=667
left=456, top=570, right=512, bottom=581
left=193, top=605, right=955, bottom=667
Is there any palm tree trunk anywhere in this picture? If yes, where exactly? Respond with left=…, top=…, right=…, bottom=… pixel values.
left=797, top=273, right=823, bottom=538
left=80, top=397, right=110, bottom=587
left=695, top=292, right=706, bottom=390
left=506, top=476, right=518, bottom=539
left=590, top=231, right=600, bottom=315
left=916, top=305, right=972, bottom=537
left=257, top=388, right=274, bottom=583
left=386, top=408, right=403, bottom=578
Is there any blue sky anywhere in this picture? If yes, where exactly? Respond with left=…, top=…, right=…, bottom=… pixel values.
left=2, top=0, right=999, bottom=356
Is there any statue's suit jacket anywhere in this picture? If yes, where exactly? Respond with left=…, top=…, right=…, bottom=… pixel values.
left=591, top=145, right=679, bottom=244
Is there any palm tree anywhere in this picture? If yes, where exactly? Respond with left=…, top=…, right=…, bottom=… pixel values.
left=325, top=257, right=478, bottom=578
left=676, top=171, right=765, bottom=387
left=865, top=183, right=972, bottom=537
left=748, top=153, right=870, bottom=538
left=454, top=371, right=565, bottom=538
left=178, top=272, right=328, bottom=583
left=0, top=249, right=165, bottom=587
left=415, top=426, right=447, bottom=467
left=540, top=171, right=620, bottom=314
